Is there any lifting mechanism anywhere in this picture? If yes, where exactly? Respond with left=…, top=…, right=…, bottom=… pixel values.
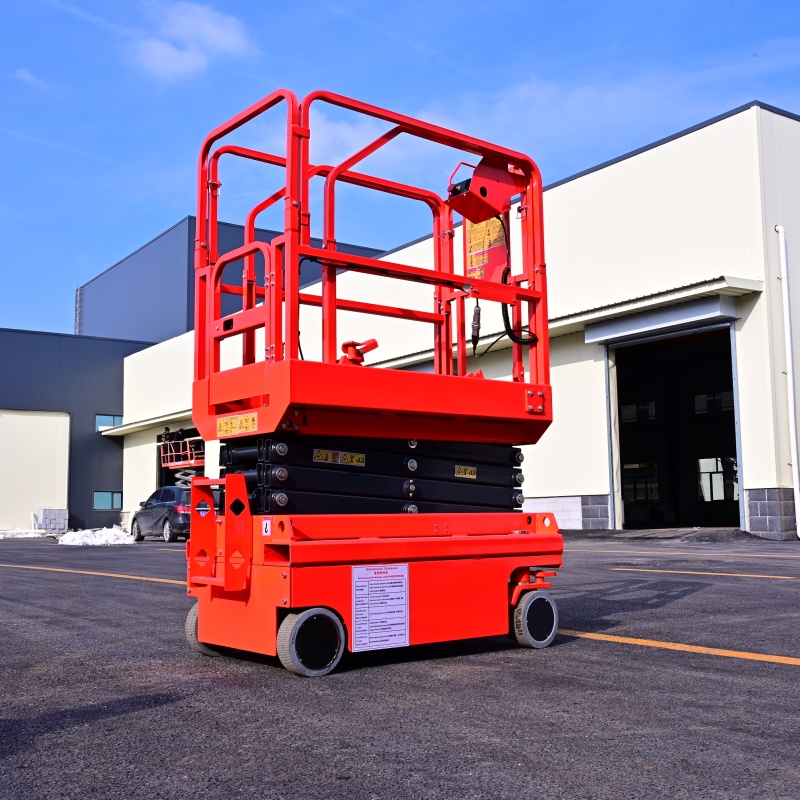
left=185, top=89, right=563, bottom=676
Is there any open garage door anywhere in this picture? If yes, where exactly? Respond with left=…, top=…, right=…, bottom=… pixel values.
left=614, top=329, right=739, bottom=529
left=0, top=409, right=70, bottom=529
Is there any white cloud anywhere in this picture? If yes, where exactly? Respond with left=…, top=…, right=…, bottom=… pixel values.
left=414, top=40, right=800, bottom=184
left=129, top=36, right=208, bottom=80
left=0, top=126, right=122, bottom=164
left=155, top=1, right=250, bottom=56
left=128, top=1, right=253, bottom=80
left=44, top=0, right=253, bottom=81
left=8, top=67, right=57, bottom=92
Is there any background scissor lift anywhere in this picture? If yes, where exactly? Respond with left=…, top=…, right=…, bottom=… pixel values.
left=186, top=89, right=563, bottom=675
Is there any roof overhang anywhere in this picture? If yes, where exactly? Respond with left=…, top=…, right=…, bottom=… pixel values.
left=550, top=275, right=762, bottom=339
left=101, top=409, right=193, bottom=437
left=373, top=275, right=763, bottom=370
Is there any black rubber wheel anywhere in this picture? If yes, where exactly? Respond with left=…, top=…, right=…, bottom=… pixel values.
left=163, top=519, right=178, bottom=543
left=185, top=603, right=222, bottom=657
left=131, top=519, right=144, bottom=542
left=277, top=608, right=345, bottom=677
left=513, top=591, right=558, bottom=648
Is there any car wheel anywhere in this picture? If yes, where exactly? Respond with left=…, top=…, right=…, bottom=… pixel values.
left=131, top=519, right=144, bottom=542
left=163, top=519, right=178, bottom=543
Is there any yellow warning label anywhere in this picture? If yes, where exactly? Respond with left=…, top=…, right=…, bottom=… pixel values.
left=313, top=449, right=366, bottom=467
left=467, top=218, right=505, bottom=255
left=217, top=413, right=258, bottom=437
left=465, top=217, right=507, bottom=282
left=455, top=465, right=477, bottom=479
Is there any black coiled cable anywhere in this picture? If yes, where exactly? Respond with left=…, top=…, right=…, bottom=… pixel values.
left=497, top=217, right=538, bottom=347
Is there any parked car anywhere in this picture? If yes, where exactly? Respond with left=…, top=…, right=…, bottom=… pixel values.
left=131, top=486, right=195, bottom=542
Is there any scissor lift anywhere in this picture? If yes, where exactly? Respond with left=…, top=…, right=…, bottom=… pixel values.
left=186, top=89, right=563, bottom=676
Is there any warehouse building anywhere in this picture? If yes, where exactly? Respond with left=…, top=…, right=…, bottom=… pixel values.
left=97, top=101, right=800, bottom=539
left=6, top=100, right=797, bottom=539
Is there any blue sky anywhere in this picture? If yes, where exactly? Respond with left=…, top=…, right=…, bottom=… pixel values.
left=4, top=0, right=800, bottom=334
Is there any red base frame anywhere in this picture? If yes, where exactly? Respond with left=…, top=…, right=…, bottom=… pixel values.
left=188, top=476, right=563, bottom=657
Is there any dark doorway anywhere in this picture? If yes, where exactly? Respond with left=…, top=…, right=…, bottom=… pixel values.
left=615, top=328, right=739, bottom=529
left=156, top=426, right=205, bottom=488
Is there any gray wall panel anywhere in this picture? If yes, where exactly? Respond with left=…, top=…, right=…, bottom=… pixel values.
left=77, top=218, right=191, bottom=343
left=0, top=329, right=150, bottom=530
left=80, top=216, right=384, bottom=343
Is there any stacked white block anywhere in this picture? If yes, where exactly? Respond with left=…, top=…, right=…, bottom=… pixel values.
left=522, top=496, right=583, bottom=530
left=37, top=508, right=69, bottom=533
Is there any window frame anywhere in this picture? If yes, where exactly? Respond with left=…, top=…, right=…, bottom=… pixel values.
left=93, top=490, right=123, bottom=511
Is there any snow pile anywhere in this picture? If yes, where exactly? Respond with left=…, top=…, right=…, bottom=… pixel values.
left=0, top=530, right=45, bottom=539
left=59, top=527, right=135, bottom=546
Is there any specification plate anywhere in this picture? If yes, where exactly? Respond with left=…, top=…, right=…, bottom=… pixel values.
left=351, top=564, right=409, bottom=652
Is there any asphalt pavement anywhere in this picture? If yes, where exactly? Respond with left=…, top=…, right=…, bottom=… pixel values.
left=1, top=533, right=799, bottom=799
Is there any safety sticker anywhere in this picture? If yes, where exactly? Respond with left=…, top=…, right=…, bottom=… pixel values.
left=352, top=564, right=409, bottom=652
left=455, top=465, right=478, bottom=479
left=217, top=412, right=258, bottom=437
left=262, top=518, right=271, bottom=537
left=465, top=217, right=507, bottom=282
left=313, top=449, right=366, bottom=467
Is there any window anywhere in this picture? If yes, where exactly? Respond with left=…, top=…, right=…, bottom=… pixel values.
left=93, top=491, right=122, bottom=510
left=623, top=462, right=659, bottom=503
left=694, top=391, right=734, bottom=415
left=698, top=457, right=739, bottom=502
left=620, top=401, right=656, bottom=424
left=95, top=414, right=123, bottom=432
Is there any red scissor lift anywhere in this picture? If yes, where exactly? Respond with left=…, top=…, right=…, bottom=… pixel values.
left=186, top=89, right=563, bottom=676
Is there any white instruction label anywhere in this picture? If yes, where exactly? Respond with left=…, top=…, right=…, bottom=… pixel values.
left=262, top=518, right=271, bottom=537
left=352, top=564, right=409, bottom=652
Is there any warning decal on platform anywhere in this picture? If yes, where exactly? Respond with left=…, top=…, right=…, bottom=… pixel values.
left=217, top=413, right=258, bottom=437
left=465, top=217, right=507, bottom=282
left=455, top=465, right=478, bottom=479
left=313, top=449, right=366, bottom=467
left=352, top=564, right=409, bottom=652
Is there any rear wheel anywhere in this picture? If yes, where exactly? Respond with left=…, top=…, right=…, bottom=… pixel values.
left=131, top=519, right=143, bottom=542
left=277, top=608, right=345, bottom=677
left=513, top=591, right=558, bottom=648
left=163, top=519, right=178, bottom=543
left=185, top=603, right=222, bottom=657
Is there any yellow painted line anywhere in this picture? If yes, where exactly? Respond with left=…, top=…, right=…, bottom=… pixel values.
left=613, top=567, right=794, bottom=580
left=565, top=547, right=800, bottom=560
left=560, top=629, right=800, bottom=666
left=0, top=563, right=184, bottom=585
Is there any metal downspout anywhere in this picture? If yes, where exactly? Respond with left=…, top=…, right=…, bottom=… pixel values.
left=604, top=345, right=617, bottom=530
left=774, top=225, right=800, bottom=538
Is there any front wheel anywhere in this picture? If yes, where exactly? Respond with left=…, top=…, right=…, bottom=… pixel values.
left=131, top=519, right=143, bottom=542
left=513, top=591, right=558, bottom=648
left=277, top=608, right=346, bottom=677
left=163, top=519, right=178, bottom=543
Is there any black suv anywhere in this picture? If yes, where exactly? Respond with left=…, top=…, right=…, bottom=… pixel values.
left=131, top=486, right=193, bottom=543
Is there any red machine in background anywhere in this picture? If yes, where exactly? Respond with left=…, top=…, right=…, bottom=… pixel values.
left=186, top=89, right=562, bottom=676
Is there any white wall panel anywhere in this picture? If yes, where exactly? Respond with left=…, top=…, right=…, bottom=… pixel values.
left=519, top=334, right=610, bottom=498
left=545, top=109, right=765, bottom=319
left=122, top=428, right=158, bottom=524
left=0, top=410, right=69, bottom=529
left=123, top=331, right=194, bottom=426
left=751, top=108, right=800, bottom=489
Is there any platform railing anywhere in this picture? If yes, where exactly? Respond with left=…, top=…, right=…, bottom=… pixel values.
left=194, top=88, right=551, bottom=436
